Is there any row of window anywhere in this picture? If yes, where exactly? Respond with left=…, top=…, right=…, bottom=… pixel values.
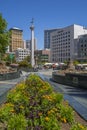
left=53, top=52, right=70, bottom=56
left=52, top=37, right=70, bottom=41
left=80, top=44, right=87, bottom=47
left=79, top=39, right=87, bottom=43
left=52, top=35, right=70, bottom=39
left=12, top=39, right=23, bottom=41
left=19, top=53, right=30, bottom=55
left=52, top=58, right=70, bottom=62
left=52, top=45, right=70, bottom=50
left=17, top=55, right=28, bottom=57
left=18, top=50, right=30, bottom=52
left=57, top=31, right=70, bottom=34
left=79, top=53, right=87, bottom=57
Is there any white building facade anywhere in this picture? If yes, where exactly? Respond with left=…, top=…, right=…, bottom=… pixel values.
left=50, top=24, right=87, bottom=63
left=15, top=48, right=30, bottom=62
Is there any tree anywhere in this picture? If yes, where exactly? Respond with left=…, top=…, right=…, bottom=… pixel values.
left=24, top=55, right=31, bottom=63
left=0, top=13, right=10, bottom=59
left=4, top=53, right=16, bottom=64
left=73, top=60, right=79, bottom=65
left=18, top=60, right=32, bottom=68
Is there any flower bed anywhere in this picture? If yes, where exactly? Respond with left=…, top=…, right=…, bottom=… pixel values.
left=0, top=74, right=87, bottom=130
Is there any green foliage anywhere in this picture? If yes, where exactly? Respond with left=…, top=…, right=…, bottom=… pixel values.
left=24, top=55, right=31, bottom=63
left=59, top=104, right=74, bottom=123
left=18, top=60, right=28, bottom=67
left=4, top=54, right=16, bottom=63
left=73, top=60, right=79, bottom=65
left=0, top=13, right=10, bottom=58
left=51, top=92, right=63, bottom=104
left=18, top=55, right=32, bottom=68
left=41, top=116, right=60, bottom=130
left=70, top=123, right=87, bottom=130
left=0, top=103, right=14, bottom=122
left=7, top=91, right=28, bottom=105
left=18, top=60, right=32, bottom=68
left=7, top=114, right=27, bottom=130
left=7, top=83, right=29, bottom=109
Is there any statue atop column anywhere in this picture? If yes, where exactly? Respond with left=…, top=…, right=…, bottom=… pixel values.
left=30, top=18, right=35, bottom=67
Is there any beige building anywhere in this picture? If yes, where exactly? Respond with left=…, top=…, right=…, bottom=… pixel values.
left=9, top=27, right=24, bottom=52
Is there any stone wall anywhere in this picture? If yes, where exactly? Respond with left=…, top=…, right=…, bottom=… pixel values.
left=0, top=71, right=20, bottom=81
left=52, top=72, right=87, bottom=89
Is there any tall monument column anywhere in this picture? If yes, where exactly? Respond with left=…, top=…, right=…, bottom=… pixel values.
left=30, top=18, right=35, bottom=67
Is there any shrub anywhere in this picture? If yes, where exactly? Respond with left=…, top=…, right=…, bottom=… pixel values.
left=58, top=104, right=74, bottom=123
left=7, top=114, right=27, bottom=130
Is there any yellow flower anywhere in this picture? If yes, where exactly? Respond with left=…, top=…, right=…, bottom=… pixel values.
left=50, top=109, right=54, bottom=113
left=61, top=117, right=67, bottom=123
left=53, top=107, right=57, bottom=112
left=79, top=124, right=84, bottom=129
left=45, top=117, right=50, bottom=121
left=47, top=109, right=55, bottom=115
left=20, top=105, right=24, bottom=109
left=63, top=118, right=67, bottom=123
left=42, top=86, right=47, bottom=89
left=47, top=111, right=51, bottom=115
left=44, top=95, right=53, bottom=101
left=10, top=109, right=15, bottom=113
left=6, top=103, right=14, bottom=107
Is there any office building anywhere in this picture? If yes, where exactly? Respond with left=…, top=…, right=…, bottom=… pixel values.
left=26, top=38, right=37, bottom=50
left=77, top=34, right=87, bottom=62
left=26, top=40, right=31, bottom=50
left=9, top=27, right=24, bottom=52
left=44, top=29, right=57, bottom=49
left=50, top=24, right=87, bottom=62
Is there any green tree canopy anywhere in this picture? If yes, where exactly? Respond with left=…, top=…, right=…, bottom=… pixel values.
left=0, top=13, right=10, bottom=58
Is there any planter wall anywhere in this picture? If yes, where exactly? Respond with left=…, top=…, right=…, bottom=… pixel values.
left=18, top=67, right=38, bottom=72
left=0, top=71, right=20, bottom=81
left=52, top=72, right=66, bottom=84
left=52, top=72, right=87, bottom=89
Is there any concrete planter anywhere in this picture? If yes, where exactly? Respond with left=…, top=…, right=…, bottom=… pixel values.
left=0, top=71, right=20, bottom=81
left=52, top=72, right=87, bottom=89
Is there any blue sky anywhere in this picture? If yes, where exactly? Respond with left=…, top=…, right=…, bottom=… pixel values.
left=0, top=0, right=87, bottom=49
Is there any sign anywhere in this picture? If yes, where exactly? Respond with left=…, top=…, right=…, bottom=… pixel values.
left=10, top=54, right=14, bottom=59
left=73, top=77, right=78, bottom=84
